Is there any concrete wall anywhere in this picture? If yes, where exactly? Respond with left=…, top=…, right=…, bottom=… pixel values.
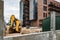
left=4, top=32, right=49, bottom=40
left=4, top=31, right=60, bottom=40
left=4, top=30, right=60, bottom=40
left=0, top=0, right=4, bottom=40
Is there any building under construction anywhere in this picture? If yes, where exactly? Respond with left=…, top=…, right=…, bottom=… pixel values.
left=20, top=0, right=60, bottom=27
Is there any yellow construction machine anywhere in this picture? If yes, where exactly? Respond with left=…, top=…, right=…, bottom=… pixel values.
left=6, top=15, right=22, bottom=34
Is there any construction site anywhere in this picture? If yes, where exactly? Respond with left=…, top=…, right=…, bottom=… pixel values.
left=0, top=0, right=60, bottom=40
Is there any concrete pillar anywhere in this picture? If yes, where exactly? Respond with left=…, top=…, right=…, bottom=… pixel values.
left=50, top=11, right=56, bottom=40
left=51, top=11, right=56, bottom=31
left=0, top=0, right=4, bottom=40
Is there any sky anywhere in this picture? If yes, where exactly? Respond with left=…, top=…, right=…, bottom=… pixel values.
left=4, top=0, right=60, bottom=23
left=56, top=0, right=60, bottom=2
left=4, top=0, right=21, bottom=23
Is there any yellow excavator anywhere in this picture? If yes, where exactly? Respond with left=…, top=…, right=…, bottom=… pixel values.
left=6, top=15, right=22, bottom=34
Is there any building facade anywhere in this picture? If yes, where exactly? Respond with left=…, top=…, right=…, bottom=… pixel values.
left=20, top=0, right=60, bottom=27
left=20, top=0, right=30, bottom=27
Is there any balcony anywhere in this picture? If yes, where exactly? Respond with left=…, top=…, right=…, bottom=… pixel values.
left=26, top=18, right=29, bottom=21
left=48, top=2, right=60, bottom=12
left=25, top=1, right=29, bottom=4
left=25, top=10, right=29, bottom=13
left=25, top=0, right=29, bottom=1
left=25, top=14, right=29, bottom=17
left=25, top=6, right=29, bottom=9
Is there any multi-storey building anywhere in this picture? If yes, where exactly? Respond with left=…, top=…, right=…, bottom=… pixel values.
left=20, top=0, right=30, bottom=27
left=20, top=0, right=60, bottom=27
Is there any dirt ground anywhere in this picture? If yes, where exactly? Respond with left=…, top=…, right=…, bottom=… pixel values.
left=5, top=27, right=42, bottom=36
